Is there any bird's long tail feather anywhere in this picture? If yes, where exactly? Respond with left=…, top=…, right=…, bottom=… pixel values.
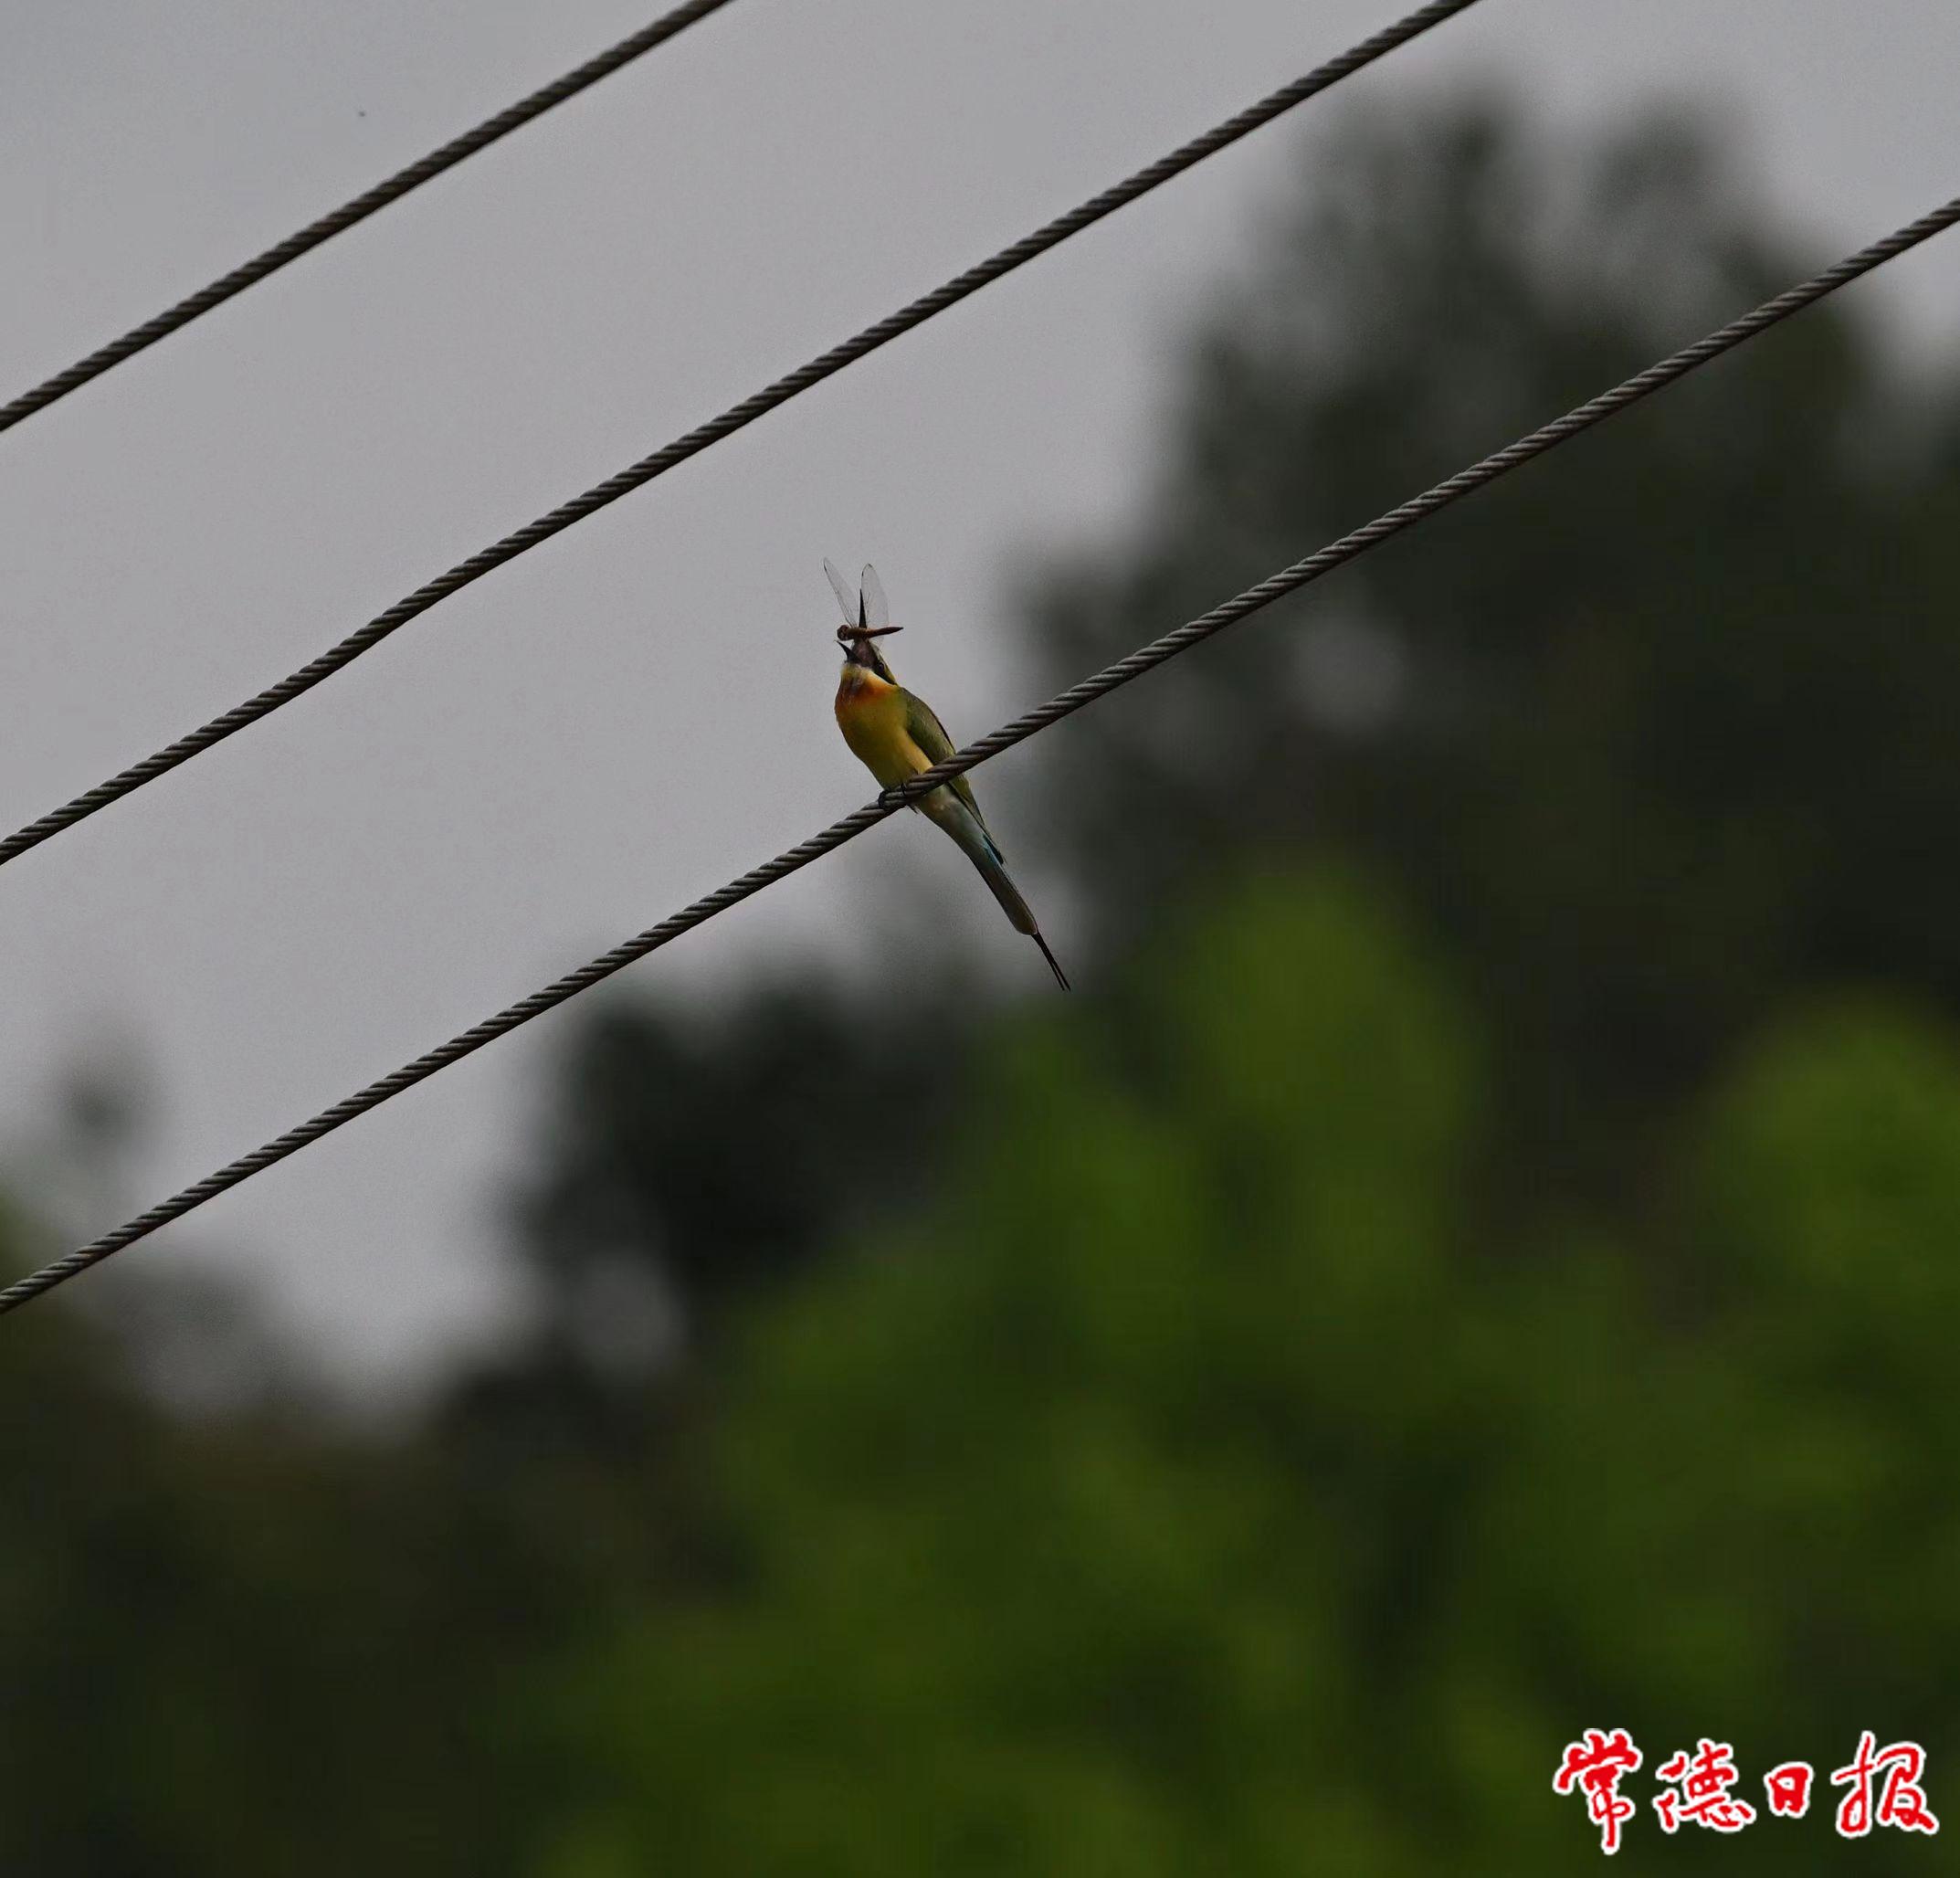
left=925, top=793, right=1070, bottom=990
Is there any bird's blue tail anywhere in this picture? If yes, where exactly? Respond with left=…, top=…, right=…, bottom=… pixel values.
left=922, top=791, right=1070, bottom=989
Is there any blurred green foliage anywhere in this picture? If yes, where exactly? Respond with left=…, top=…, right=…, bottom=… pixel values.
left=533, top=871, right=1960, bottom=1874
left=6, top=100, right=1960, bottom=1873
left=0, top=1273, right=701, bottom=1875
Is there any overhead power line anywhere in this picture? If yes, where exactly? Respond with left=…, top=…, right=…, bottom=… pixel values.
left=0, top=0, right=1485, bottom=874
left=5, top=193, right=1955, bottom=1321
left=0, top=0, right=743, bottom=434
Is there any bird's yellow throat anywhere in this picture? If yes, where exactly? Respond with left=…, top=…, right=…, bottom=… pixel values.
left=835, top=664, right=922, bottom=790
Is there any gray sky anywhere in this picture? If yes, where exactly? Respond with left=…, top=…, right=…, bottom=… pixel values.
left=4, top=0, right=1957, bottom=1394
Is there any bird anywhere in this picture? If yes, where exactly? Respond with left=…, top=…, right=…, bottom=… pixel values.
left=827, top=559, right=1069, bottom=990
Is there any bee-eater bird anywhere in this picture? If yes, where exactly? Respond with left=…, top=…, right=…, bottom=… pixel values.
left=827, top=559, right=1069, bottom=990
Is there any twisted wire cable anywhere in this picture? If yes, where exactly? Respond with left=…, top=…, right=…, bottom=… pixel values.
left=0, top=0, right=1486, bottom=872
left=6, top=191, right=1954, bottom=1319
left=0, top=0, right=743, bottom=434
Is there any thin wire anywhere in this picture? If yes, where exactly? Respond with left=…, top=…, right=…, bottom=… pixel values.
left=6, top=193, right=1954, bottom=1320
left=0, top=0, right=743, bottom=435
left=0, top=0, right=1485, bottom=873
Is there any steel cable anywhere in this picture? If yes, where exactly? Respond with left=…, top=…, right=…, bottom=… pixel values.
left=0, top=0, right=1485, bottom=871
left=0, top=0, right=743, bottom=434
left=6, top=191, right=1955, bottom=1319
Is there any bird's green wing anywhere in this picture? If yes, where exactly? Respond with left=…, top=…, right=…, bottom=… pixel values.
left=901, top=688, right=986, bottom=827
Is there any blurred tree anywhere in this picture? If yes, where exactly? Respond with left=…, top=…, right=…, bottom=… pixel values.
left=1018, top=100, right=1960, bottom=1205
left=458, top=980, right=971, bottom=1437
left=0, top=1229, right=653, bottom=1877
left=511, top=988, right=966, bottom=1352
left=536, top=868, right=1960, bottom=1875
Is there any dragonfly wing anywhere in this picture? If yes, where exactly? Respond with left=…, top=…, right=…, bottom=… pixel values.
left=859, top=564, right=890, bottom=631
left=823, top=557, right=859, bottom=625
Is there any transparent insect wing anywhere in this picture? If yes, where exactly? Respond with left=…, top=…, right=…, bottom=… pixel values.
left=859, top=564, right=890, bottom=630
left=823, top=557, right=859, bottom=626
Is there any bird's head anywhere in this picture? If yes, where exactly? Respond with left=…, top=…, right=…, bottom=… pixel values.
left=837, top=617, right=901, bottom=679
